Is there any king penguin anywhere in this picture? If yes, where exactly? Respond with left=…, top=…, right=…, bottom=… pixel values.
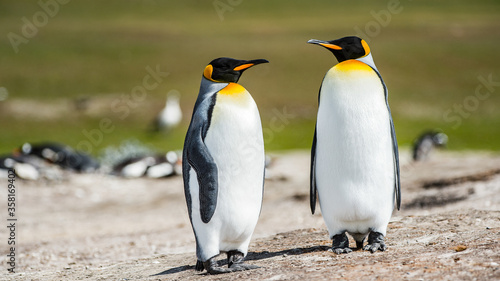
left=308, top=36, right=401, bottom=254
left=182, top=57, right=268, bottom=274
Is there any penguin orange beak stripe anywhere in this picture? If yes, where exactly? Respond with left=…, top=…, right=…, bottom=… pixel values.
left=319, top=43, right=342, bottom=50
left=233, top=63, right=254, bottom=71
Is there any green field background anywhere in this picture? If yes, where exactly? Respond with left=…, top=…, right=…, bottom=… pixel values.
left=1, top=0, right=499, bottom=156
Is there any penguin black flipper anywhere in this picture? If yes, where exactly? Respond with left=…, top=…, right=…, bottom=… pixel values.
left=388, top=108, right=401, bottom=210
left=310, top=126, right=318, bottom=214
left=310, top=84, right=322, bottom=214
left=183, top=94, right=219, bottom=223
left=377, top=72, right=401, bottom=211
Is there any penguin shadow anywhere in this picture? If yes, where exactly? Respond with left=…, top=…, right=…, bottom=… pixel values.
left=152, top=264, right=195, bottom=276
left=246, top=245, right=330, bottom=262
left=152, top=245, right=330, bottom=276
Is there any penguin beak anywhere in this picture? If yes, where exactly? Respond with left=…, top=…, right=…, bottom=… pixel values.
left=307, top=39, right=342, bottom=50
left=233, top=59, right=269, bottom=71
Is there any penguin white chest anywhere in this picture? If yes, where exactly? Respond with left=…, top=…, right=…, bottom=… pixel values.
left=205, top=88, right=265, bottom=196
left=315, top=60, right=395, bottom=235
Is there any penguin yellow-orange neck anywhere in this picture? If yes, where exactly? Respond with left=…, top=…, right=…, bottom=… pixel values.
left=334, top=59, right=373, bottom=73
left=218, top=82, right=247, bottom=96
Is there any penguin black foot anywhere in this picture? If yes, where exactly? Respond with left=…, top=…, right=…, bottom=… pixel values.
left=199, top=252, right=259, bottom=275
left=227, top=250, right=260, bottom=271
left=331, top=233, right=352, bottom=254
left=363, top=231, right=387, bottom=253
left=201, top=257, right=233, bottom=274
left=195, top=260, right=204, bottom=271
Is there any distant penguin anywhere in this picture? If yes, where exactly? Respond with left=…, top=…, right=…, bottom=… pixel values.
left=0, top=154, right=39, bottom=180
left=115, top=155, right=156, bottom=178
left=113, top=152, right=177, bottom=178
left=183, top=57, right=268, bottom=274
left=308, top=36, right=401, bottom=254
left=153, top=90, right=182, bottom=132
left=412, top=130, right=448, bottom=161
left=20, top=142, right=100, bottom=172
left=146, top=151, right=178, bottom=178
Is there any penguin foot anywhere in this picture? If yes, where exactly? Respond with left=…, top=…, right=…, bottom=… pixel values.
left=228, top=250, right=260, bottom=271
left=202, top=258, right=234, bottom=274
left=331, top=233, right=352, bottom=254
left=199, top=251, right=259, bottom=275
left=195, top=260, right=204, bottom=271
left=363, top=231, right=387, bottom=253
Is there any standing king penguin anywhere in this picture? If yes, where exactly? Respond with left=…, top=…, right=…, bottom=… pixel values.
left=308, top=36, right=401, bottom=254
left=183, top=57, right=268, bottom=274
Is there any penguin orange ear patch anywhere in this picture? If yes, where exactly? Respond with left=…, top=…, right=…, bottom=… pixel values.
left=233, top=63, right=254, bottom=71
left=203, top=64, right=214, bottom=80
left=361, top=40, right=370, bottom=56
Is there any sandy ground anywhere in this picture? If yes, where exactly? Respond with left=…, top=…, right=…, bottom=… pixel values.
left=1, top=150, right=499, bottom=280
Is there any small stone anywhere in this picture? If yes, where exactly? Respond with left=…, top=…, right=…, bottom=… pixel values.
left=453, top=245, right=467, bottom=252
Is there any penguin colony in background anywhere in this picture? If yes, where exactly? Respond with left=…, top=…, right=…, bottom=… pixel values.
left=152, top=90, right=183, bottom=133
left=182, top=36, right=402, bottom=274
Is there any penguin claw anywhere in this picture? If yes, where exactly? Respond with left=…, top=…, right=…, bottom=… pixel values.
left=363, top=231, right=387, bottom=253
left=205, top=266, right=234, bottom=275
left=331, top=247, right=353, bottom=254
left=363, top=243, right=387, bottom=253
left=331, top=233, right=352, bottom=254
left=227, top=250, right=260, bottom=271
left=204, top=262, right=259, bottom=274
left=201, top=251, right=260, bottom=274
left=203, top=258, right=233, bottom=275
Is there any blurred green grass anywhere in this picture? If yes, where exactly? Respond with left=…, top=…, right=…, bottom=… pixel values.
left=0, top=0, right=499, bottom=155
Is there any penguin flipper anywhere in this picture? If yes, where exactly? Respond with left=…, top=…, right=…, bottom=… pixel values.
left=310, top=126, right=318, bottom=214
left=183, top=92, right=219, bottom=224
left=310, top=84, right=322, bottom=215
left=389, top=113, right=401, bottom=210
left=381, top=79, right=401, bottom=211
left=186, top=129, right=218, bottom=223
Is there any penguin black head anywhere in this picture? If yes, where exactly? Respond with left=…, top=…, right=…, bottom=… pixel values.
left=307, top=36, right=370, bottom=63
left=203, top=57, right=269, bottom=83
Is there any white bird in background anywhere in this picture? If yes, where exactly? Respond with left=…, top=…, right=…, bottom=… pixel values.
left=153, top=90, right=182, bottom=133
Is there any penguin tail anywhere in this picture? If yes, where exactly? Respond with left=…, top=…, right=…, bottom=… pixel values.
left=195, top=260, right=205, bottom=272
